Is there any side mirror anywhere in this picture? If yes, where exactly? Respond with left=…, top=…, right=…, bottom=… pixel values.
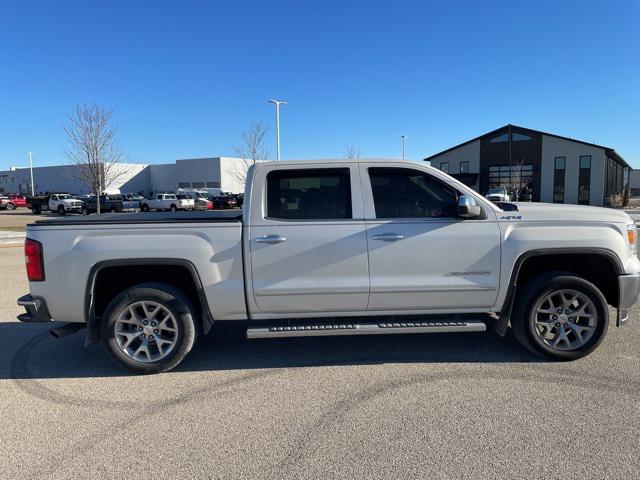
left=458, top=195, right=481, bottom=219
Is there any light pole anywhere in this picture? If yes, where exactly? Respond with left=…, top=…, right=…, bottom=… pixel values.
left=268, top=99, right=287, bottom=161
left=27, top=151, right=35, bottom=195
left=401, top=135, right=407, bottom=161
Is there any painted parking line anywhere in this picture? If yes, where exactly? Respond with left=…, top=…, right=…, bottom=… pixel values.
left=0, top=230, right=26, bottom=245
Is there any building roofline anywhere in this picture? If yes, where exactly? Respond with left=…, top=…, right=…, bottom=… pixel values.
left=423, top=124, right=630, bottom=168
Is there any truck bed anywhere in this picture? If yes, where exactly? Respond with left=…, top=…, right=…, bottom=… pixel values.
left=32, top=210, right=243, bottom=226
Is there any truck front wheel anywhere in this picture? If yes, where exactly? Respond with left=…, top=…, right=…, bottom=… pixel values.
left=57, top=205, right=65, bottom=216
left=511, top=272, right=609, bottom=360
left=101, top=282, right=199, bottom=374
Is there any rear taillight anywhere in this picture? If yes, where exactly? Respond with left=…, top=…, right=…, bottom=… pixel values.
left=25, top=238, right=45, bottom=281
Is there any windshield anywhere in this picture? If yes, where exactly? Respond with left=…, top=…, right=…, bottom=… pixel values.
left=486, top=188, right=506, bottom=195
left=58, top=194, right=72, bottom=199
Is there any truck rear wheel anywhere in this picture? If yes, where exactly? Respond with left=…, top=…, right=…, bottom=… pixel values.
left=511, top=272, right=608, bottom=360
left=101, top=282, right=199, bottom=374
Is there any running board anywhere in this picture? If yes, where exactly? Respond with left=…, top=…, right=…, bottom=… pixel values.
left=246, top=320, right=486, bottom=339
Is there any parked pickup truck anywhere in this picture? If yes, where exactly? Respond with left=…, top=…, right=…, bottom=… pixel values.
left=17, top=159, right=640, bottom=373
left=140, top=193, right=195, bottom=212
left=27, top=193, right=84, bottom=215
left=80, top=195, right=124, bottom=215
left=0, top=194, right=28, bottom=210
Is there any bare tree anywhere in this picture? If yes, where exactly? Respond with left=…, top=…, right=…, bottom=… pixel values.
left=64, top=104, right=127, bottom=213
left=344, top=144, right=361, bottom=159
left=231, top=121, right=270, bottom=186
left=508, top=156, right=529, bottom=201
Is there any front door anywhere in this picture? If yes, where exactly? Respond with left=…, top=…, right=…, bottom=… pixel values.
left=361, top=164, right=501, bottom=312
left=249, top=165, right=369, bottom=314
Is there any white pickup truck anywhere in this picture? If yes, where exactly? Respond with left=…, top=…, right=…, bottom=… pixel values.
left=49, top=193, right=84, bottom=215
left=140, top=193, right=195, bottom=212
left=17, top=159, right=640, bottom=373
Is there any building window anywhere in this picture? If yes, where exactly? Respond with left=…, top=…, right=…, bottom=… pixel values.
left=578, top=155, right=591, bottom=205
left=490, top=132, right=531, bottom=143
left=511, top=133, right=532, bottom=142
left=205, top=182, right=220, bottom=188
left=440, top=162, right=449, bottom=173
left=554, top=157, right=566, bottom=203
left=178, top=182, right=191, bottom=188
left=487, top=164, right=533, bottom=191
left=192, top=182, right=205, bottom=188
left=490, top=133, right=509, bottom=143
left=459, top=161, right=469, bottom=174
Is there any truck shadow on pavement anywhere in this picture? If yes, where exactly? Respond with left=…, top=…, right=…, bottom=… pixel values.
left=3, top=321, right=542, bottom=380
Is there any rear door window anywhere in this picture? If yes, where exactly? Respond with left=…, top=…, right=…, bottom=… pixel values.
left=266, top=168, right=352, bottom=220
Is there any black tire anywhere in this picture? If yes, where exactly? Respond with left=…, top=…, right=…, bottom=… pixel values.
left=101, top=282, right=199, bottom=374
left=7, top=202, right=16, bottom=211
left=109, top=207, right=117, bottom=213
left=170, top=204, right=177, bottom=212
left=81, top=207, right=89, bottom=215
left=57, top=205, right=65, bottom=216
left=141, top=203, right=149, bottom=212
left=32, top=207, right=40, bottom=214
left=511, top=271, right=609, bottom=360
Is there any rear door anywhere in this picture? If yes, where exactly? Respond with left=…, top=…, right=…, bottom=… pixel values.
left=360, top=164, right=501, bottom=312
left=248, top=164, right=369, bottom=314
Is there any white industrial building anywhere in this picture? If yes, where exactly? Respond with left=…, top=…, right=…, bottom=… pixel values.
left=0, top=157, right=249, bottom=196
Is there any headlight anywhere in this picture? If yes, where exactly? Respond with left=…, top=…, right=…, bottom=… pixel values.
left=627, top=224, right=637, bottom=256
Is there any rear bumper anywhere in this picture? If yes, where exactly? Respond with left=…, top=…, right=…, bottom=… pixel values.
left=17, top=294, right=53, bottom=323
left=617, top=273, right=640, bottom=326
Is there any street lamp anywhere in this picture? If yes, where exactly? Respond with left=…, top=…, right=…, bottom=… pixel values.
left=27, top=151, right=35, bottom=195
left=268, top=99, right=287, bottom=161
left=401, top=135, right=407, bottom=161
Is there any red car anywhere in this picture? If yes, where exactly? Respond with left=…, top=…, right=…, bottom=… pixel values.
left=6, top=194, right=27, bottom=209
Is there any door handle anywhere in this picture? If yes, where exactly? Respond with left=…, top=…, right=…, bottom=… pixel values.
left=372, top=233, right=405, bottom=241
left=254, top=235, right=287, bottom=244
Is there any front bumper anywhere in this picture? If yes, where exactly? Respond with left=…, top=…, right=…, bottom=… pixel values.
left=17, top=294, right=52, bottom=323
left=617, top=273, right=640, bottom=326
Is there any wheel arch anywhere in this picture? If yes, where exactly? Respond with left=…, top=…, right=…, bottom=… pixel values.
left=84, top=258, right=214, bottom=345
left=496, top=248, right=622, bottom=335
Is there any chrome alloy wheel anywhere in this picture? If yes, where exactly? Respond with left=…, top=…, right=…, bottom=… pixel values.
left=114, top=301, right=178, bottom=363
left=532, top=288, right=598, bottom=351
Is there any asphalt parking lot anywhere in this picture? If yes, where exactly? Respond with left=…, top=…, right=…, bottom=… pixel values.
left=1, top=217, right=639, bottom=479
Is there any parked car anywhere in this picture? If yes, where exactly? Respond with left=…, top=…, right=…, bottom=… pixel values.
left=1, top=194, right=28, bottom=210
left=81, top=195, right=124, bottom=215
left=0, top=196, right=10, bottom=210
left=234, top=193, right=244, bottom=208
left=17, top=159, right=640, bottom=373
left=176, top=190, right=213, bottom=210
left=176, top=194, right=206, bottom=210
left=485, top=187, right=511, bottom=202
left=140, top=193, right=194, bottom=212
left=120, top=193, right=144, bottom=211
left=200, top=187, right=224, bottom=197
left=210, top=195, right=238, bottom=209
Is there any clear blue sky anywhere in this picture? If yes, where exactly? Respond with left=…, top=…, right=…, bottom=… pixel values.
left=1, top=0, right=638, bottom=169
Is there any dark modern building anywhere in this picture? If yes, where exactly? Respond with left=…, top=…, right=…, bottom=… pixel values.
left=424, top=124, right=630, bottom=206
